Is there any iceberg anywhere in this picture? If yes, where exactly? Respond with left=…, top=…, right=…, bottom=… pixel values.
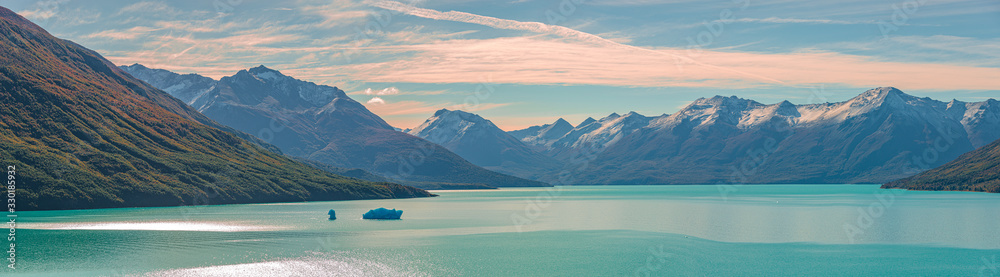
left=328, top=209, right=336, bottom=220
left=362, top=207, right=403, bottom=219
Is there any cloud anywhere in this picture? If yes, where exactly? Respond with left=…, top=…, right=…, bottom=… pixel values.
left=298, top=0, right=370, bottom=29
left=345, top=2, right=1000, bottom=91
left=366, top=0, right=792, bottom=85
left=732, top=17, right=873, bottom=25
left=15, top=0, right=74, bottom=20
left=84, top=26, right=159, bottom=40
left=366, top=97, right=387, bottom=104
left=364, top=87, right=400, bottom=95
left=67, top=0, right=999, bottom=93
left=115, top=1, right=190, bottom=17
left=825, top=35, right=1000, bottom=67
left=337, top=36, right=1000, bottom=91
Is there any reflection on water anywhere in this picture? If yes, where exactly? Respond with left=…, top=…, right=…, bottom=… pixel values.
left=144, top=255, right=421, bottom=277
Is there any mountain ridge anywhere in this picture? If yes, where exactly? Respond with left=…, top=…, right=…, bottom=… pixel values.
left=570, top=87, right=997, bottom=185
left=0, top=6, right=432, bottom=210
left=121, top=64, right=548, bottom=188
left=408, top=109, right=562, bottom=180
left=494, top=87, right=999, bottom=185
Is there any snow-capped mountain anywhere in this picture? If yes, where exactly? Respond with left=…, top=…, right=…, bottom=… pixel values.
left=498, top=87, right=1000, bottom=185
left=409, top=109, right=562, bottom=180
left=569, top=87, right=998, bottom=185
left=509, top=112, right=657, bottom=158
left=508, top=118, right=573, bottom=149
left=121, top=64, right=216, bottom=106
left=948, top=98, right=1000, bottom=148
left=122, top=64, right=547, bottom=188
left=549, top=111, right=656, bottom=157
left=643, top=87, right=998, bottom=148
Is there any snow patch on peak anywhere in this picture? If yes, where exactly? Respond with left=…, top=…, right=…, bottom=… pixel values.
left=560, top=111, right=651, bottom=151
left=254, top=71, right=281, bottom=81
left=578, top=117, right=597, bottom=128
left=738, top=101, right=800, bottom=129
left=408, top=109, right=499, bottom=145
left=864, top=87, right=904, bottom=96
left=623, top=111, right=644, bottom=117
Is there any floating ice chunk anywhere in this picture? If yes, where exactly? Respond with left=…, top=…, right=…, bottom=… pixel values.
left=328, top=209, right=336, bottom=220
left=362, top=208, right=402, bottom=219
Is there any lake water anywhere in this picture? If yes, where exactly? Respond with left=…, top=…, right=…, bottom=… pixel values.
left=8, top=185, right=1000, bottom=276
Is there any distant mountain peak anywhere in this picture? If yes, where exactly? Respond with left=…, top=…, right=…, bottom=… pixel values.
left=771, top=100, right=801, bottom=118
left=603, top=113, right=622, bottom=121
left=849, top=86, right=925, bottom=109
left=553, top=118, right=571, bottom=126
left=623, top=111, right=645, bottom=117
left=578, top=117, right=597, bottom=127
left=410, top=109, right=503, bottom=145
left=867, top=86, right=904, bottom=96
left=434, top=108, right=451, bottom=117
left=249, top=64, right=276, bottom=72
left=125, top=63, right=149, bottom=70
left=436, top=109, right=486, bottom=123
left=245, top=65, right=286, bottom=81
left=683, top=95, right=760, bottom=114
left=857, top=86, right=909, bottom=100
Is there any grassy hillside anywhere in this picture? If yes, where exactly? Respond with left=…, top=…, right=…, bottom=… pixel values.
left=0, top=6, right=432, bottom=210
left=883, top=138, right=1000, bottom=193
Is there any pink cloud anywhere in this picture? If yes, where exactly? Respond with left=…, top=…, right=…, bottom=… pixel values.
left=335, top=36, right=1000, bottom=91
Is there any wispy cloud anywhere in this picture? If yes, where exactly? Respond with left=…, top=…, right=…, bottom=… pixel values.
left=732, top=17, right=873, bottom=25
left=298, top=0, right=370, bottom=28
left=821, top=35, right=1000, bottom=67
left=367, top=0, right=786, bottom=85
left=338, top=32, right=1000, bottom=91
left=116, top=1, right=185, bottom=16
left=44, top=0, right=1000, bottom=94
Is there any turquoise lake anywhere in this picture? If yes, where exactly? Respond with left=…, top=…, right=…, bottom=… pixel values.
left=8, top=185, right=1000, bottom=276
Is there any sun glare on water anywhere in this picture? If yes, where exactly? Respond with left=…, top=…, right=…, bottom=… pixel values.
left=22, top=221, right=282, bottom=232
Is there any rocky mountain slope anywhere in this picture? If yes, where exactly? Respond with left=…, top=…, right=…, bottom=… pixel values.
left=121, top=64, right=547, bottom=188
left=408, top=109, right=562, bottom=179
left=0, top=6, right=431, bottom=210
left=503, top=87, right=1000, bottom=185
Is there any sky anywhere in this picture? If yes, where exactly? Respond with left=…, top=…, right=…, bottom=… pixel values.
left=2, top=0, right=999, bottom=130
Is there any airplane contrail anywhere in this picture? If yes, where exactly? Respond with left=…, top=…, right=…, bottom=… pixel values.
left=366, top=0, right=788, bottom=85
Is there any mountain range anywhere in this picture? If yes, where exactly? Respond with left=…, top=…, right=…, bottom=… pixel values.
left=407, top=109, right=562, bottom=180
left=0, top=6, right=431, bottom=210
left=120, top=64, right=547, bottom=189
left=409, top=87, right=1000, bottom=185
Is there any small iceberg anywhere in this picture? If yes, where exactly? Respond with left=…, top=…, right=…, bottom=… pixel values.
left=362, top=207, right=403, bottom=219
left=328, top=209, right=336, bottom=220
